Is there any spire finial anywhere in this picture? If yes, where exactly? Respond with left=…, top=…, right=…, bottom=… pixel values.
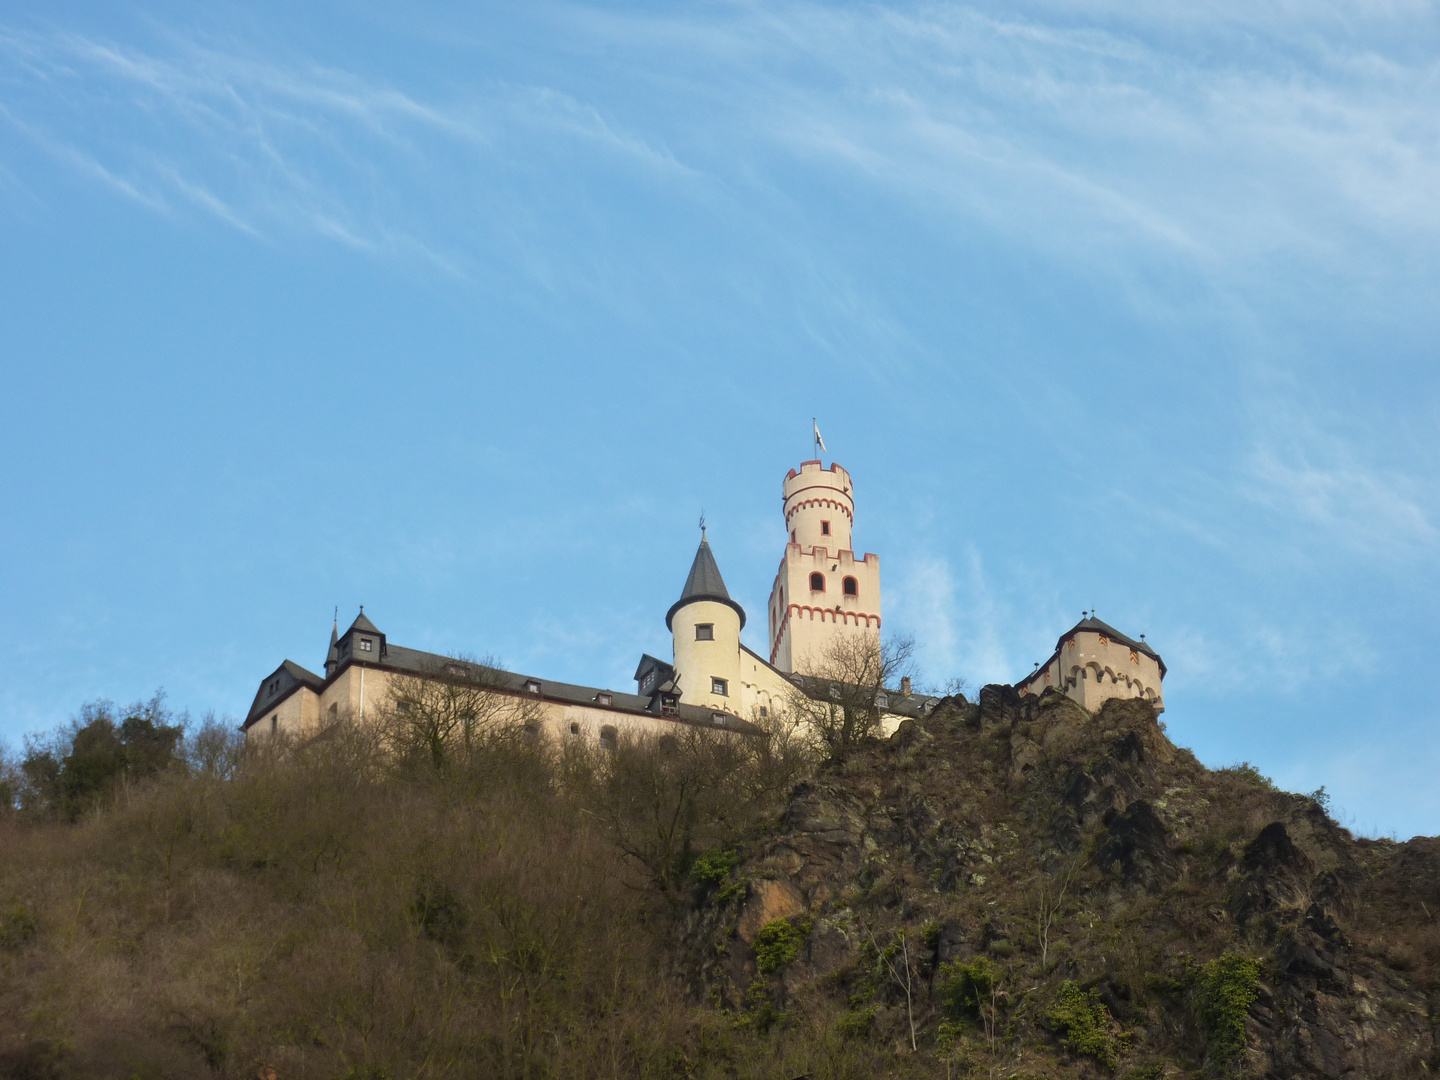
left=699, top=509, right=706, bottom=540
left=333, top=605, right=338, bottom=629
left=359, top=604, right=364, bottom=615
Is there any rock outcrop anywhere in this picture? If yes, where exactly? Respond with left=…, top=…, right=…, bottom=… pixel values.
left=686, top=687, right=1439, bottom=1077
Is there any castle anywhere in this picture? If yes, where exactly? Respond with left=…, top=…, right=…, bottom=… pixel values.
left=243, top=458, right=1164, bottom=743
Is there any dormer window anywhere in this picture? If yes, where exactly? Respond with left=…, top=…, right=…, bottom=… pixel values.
left=695, top=623, right=714, bottom=641
left=712, top=713, right=726, bottom=726
left=597, top=692, right=612, bottom=707
left=809, top=572, right=825, bottom=592
left=525, top=680, right=541, bottom=694
left=843, top=576, right=858, bottom=597
left=446, top=664, right=466, bottom=676
left=660, top=694, right=678, bottom=717
left=711, top=677, right=728, bottom=696
left=641, top=672, right=656, bottom=693
left=821, top=520, right=831, bottom=535
left=876, top=693, right=888, bottom=707
left=358, top=638, right=373, bottom=652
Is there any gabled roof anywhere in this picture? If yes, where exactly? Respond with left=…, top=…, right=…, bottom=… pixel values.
left=666, top=537, right=747, bottom=629
left=244, top=660, right=326, bottom=726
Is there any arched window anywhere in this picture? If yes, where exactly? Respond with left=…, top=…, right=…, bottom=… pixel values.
left=842, top=576, right=858, bottom=597
left=600, top=725, right=617, bottom=751
left=809, top=572, right=825, bottom=592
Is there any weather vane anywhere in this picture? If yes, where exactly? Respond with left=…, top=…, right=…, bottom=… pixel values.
left=699, top=509, right=706, bottom=539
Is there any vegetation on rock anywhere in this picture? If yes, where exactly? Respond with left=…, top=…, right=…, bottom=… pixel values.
left=0, top=680, right=1437, bottom=1079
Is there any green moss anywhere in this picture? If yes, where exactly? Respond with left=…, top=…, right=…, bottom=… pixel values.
left=1047, top=980, right=1128, bottom=1068
left=1193, top=953, right=1261, bottom=1075
left=753, top=917, right=810, bottom=975
left=936, top=956, right=1000, bottom=1022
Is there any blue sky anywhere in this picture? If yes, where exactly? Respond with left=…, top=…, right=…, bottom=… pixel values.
left=2, top=1, right=1438, bottom=837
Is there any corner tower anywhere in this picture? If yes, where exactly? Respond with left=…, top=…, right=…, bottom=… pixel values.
left=667, top=534, right=746, bottom=712
left=767, top=460, right=881, bottom=674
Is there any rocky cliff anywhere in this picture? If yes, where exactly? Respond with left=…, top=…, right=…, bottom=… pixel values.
left=688, top=687, right=1439, bottom=1077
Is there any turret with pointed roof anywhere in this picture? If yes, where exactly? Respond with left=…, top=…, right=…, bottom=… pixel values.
left=666, top=535, right=746, bottom=630
left=667, top=532, right=747, bottom=713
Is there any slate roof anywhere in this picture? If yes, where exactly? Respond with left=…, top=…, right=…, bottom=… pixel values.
left=244, top=636, right=764, bottom=737
left=347, top=610, right=381, bottom=636
left=1055, top=616, right=1165, bottom=674
left=666, top=537, right=747, bottom=629
left=783, top=670, right=944, bottom=721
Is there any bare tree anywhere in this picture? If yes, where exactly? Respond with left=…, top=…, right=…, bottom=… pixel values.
left=378, top=655, right=545, bottom=773
left=1035, top=855, right=1085, bottom=971
left=785, top=632, right=917, bottom=759
left=862, top=921, right=919, bottom=1052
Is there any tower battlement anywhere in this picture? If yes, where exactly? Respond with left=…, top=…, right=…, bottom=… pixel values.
left=770, top=460, right=881, bottom=674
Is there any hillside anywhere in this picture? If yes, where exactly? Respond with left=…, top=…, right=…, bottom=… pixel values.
left=0, top=689, right=1435, bottom=1078
left=689, top=688, right=1440, bottom=1076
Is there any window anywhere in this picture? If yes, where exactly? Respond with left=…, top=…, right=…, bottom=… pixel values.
left=809, top=572, right=825, bottom=592
left=525, top=680, right=541, bottom=694
left=597, top=692, right=612, bottom=706
left=641, top=671, right=655, bottom=693
left=523, top=723, right=540, bottom=741
left=446, top=663, right=465, bottom=676
left=599, top=725, right=617, bottom=751
left=358, top=638, right=373, bottom=652
left=790, top=530, right=796, bottom=542
left=570, top=721, right=580, bottom=735
left=695, top=623, right=714, bottom=641
left=660, top=694, right=678, bottom=717
left=758, top=706, right=768, bottom=718
left=875, top=693, right=888, bottom=708
left=821, top=520, right=831, bottom=535
left=712, top=713, right=727, bottom=726
left=711, top=677, right=728, bottom=696
left=328, top=703, right=338, bottom=720
left=843, top=576, right=858, bottom=597
left=270, top=714, right=277, bottom=734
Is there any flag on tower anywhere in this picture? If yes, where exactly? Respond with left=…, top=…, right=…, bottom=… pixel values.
left=813, top=419, right=826, bottom=454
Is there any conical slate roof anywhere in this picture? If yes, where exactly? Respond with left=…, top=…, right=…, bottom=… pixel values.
left=666, top=537, right=746, bottom=630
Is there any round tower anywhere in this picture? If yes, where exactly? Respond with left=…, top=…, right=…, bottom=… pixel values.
left=667, top=536, right=746, bottom=712
left=769, top=460, right=881, bottom=674
left=783, top=461, right=854, bottom=553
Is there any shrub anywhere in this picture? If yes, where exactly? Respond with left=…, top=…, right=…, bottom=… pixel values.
left=753, top=918, right=809, bottom=975
left=835, top=1007, right=876, bottom=1038
left=1048, top=980, right=1128, bottom=1068
left=691, top=847, right=741, bottom=888
left=937, top=957, right=1000, bottom=1021
left=1193, top=953, right=1261, bottom=1075
left=0, top=904, right=36, bottom=951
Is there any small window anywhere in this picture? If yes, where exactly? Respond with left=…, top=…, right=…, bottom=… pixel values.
left=790, top=530, right=796, bottom=542
left=875, top=693, right=888, bottom=708
left=660, top=695, right=678, bottom=717
left=328, top=703, right=338, bottom=720
left=597, top=692, right=612, bottom=706
left=523, top=723, right=540, bottom=741
left=446, top=663, right=465, bottom=676
left=843, top=576, right=858, bottom=597
left=396, top=700, right=412, bottom=714
left=270, top=714, right=277, bottom=734
left=358, top=638, right=373, bottom=652
left=821, top=520, right=831, bottom=535
left=711, top=677, right=728, bottom=696
left=641, top=671, right=655, bottom=692
left=599, top=725, right=617, bottom=751
left=809, top=572, right=825, bottom=592
left=758, top=706, right=768, bottom=718
left=712, top=713, right=726, bottom=726
left=695, top=623, right=714, bottom=641
left=570, top=721, right=580, bottom=735
left=525, top=680, right=541, bottom=694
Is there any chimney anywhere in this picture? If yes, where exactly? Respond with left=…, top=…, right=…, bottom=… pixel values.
left=901, top=676, right=912, bottom=697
